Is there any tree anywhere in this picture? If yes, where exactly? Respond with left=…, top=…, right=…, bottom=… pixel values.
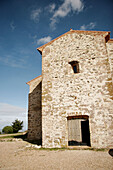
left=12, top=119, right=23, bottom=133
left=2, top=126, right=13, bottom=134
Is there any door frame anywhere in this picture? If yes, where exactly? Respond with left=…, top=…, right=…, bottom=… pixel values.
left=67, top=115, right=91, bottom=146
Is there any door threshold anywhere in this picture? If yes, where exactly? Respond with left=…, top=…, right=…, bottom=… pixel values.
left=68, top=145, right=91, bottom=149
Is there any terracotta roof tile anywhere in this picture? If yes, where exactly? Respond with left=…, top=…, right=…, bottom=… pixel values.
left=26, top=75, right=42, bottom=85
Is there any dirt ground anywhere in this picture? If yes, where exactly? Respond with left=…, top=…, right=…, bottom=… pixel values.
left=0, top=139, right=113, bottom=170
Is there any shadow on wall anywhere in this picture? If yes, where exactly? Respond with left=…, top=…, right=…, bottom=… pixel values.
left=108, top=149, right=113, bottom=157
left=27, top=81, right=42, bottom=145
left=68, top=140, right=89, bottom=146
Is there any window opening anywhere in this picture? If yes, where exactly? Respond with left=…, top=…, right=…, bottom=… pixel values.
left=69, top=61, right=79, bottom=73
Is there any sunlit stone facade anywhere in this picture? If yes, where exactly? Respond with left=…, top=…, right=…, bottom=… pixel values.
left=27, top=30, right=113, bottom=148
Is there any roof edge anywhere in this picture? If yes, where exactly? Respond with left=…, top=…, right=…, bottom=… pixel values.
left=107, top=39, right=113, bottom=43
left=37, top=30, right=110, bottom=53
left=26, top=75, right=42, bottom=85
left=37, top=30, right=70, bottom=53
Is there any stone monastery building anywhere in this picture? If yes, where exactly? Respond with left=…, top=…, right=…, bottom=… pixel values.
left=27, top=29, right=113, bottom=148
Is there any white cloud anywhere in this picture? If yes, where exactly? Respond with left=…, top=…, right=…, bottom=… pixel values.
left=48, top=3, right=56, bottom=13
left=80, top=22, right=96, bottom=30
left=50, top=0, right=84, bottom=29
left=30, top=8, right=41, bottom=22
left=80, top=25, right=86, bottom=30
left=37, top=36, right=52, bottom=45
left=10, top=21, right=16, bottom=31
left=0, top=103, right=27, bottom=132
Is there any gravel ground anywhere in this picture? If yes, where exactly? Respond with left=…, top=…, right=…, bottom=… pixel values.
left=0, top=139, right=113, bottom=170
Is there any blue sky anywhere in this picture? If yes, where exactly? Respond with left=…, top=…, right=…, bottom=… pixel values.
left=0, top=0, right=113, bottom=131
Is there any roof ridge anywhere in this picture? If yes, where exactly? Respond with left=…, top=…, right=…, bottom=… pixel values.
left=37, top=30, right=110, bottom=53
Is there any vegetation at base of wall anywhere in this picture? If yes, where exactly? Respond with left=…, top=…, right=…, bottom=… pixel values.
left=26, top=146, right=107, bottom=152
left=88, top=148, right=107, bottom=151
left=2, top=126, right=13, bottom=134
left=38, top=147, right=67, bottom=151
left=38, top=147, right=107, bottom=151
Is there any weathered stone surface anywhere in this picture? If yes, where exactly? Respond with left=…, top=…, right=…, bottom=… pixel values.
left=27, top=76, right=42, bottom=143
left=27, top=30, right=113, bottom=148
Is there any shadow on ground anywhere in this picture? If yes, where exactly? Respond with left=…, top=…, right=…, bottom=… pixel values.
left=14, top=133, right=28, bottom=140
left=14, top=133, right=42, bottom=145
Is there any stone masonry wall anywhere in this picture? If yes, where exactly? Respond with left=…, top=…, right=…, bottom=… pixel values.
left=106, top=40, right=113, bottom=83
left=27, top=76, right=42, bottom=143
left=42, top=31, right=113, bottom=148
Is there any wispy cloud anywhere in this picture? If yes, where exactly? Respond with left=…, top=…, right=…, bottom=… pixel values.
left=0, top=103, right=27, bottom=131
left=0, top=55, right=27, bottom=68
left=37, top=36, right=52, bottom=45
left=0, top=48, right=30, bottom=68
left=80, top=22, right=96, bottom=30
left=30, top=8, right=41, bottom=22
left=50, top=0, right=84, bottom=29
left=10, top=21, right=16, bottom=31
left=0, top=103, right=26, bottom=116
left=47, top=3, right=56, bottom=13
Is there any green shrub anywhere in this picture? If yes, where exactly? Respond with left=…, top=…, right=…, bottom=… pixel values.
left=12, top=119, right=23, bottom=133
left=2, top=126, right=13, bottom=134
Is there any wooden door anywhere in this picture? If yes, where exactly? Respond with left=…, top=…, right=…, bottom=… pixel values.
left=68, top=119, right=81, bottom=142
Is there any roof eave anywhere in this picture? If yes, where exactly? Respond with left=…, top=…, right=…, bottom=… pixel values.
left=26, top=75, right=42, bottom=85
left=37, top=48, right=42, bottom=55
left=36, top=30, right=111, bottom=54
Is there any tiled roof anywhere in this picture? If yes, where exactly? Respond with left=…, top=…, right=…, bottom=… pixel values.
left=37, top=29, right=110, bottom=53
left=26, top=75, right=42, bottom=85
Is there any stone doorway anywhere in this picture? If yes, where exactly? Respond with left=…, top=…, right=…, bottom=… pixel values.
left=67, top=115, right=91, bottom=146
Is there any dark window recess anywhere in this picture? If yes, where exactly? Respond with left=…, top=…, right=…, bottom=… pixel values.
left=69, top=61, right=79, bottom=73
left=73, top=65, right=77, bottom=73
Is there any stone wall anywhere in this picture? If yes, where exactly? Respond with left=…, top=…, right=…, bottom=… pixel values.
left=27, top=76, right=42, bottom=144
left=106, top=40, right=113, bottom=83
left=41, top=31, right=113, bottom=148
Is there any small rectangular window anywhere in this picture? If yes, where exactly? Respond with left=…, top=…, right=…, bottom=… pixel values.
left=73, top=65, right=77, bottom=73
left=69, top=61, right=79, bottom=73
